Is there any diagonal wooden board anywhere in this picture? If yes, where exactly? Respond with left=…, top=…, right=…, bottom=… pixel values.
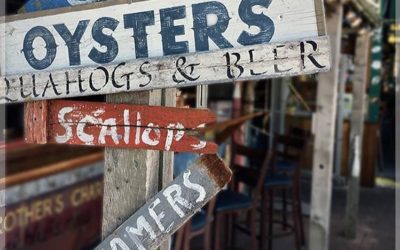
left=2, top=36, right=331, bottom=104
left=95, top=154, right=231, bottom=250
left=24, top=100, right=218, bottom=153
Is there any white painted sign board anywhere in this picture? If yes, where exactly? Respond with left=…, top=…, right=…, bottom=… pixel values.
left=0, top=0, right=328, bottom=103
left=1, top=37, right=330, bottom=103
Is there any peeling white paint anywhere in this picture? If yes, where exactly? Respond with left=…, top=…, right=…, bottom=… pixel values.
left=55, top=106, right=74, bottom=143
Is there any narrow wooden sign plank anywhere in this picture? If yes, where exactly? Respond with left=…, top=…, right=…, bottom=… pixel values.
left=2, top=36, right=331, bottom=104
left=24, top=100, right=218, bottom=153
left=95, top=154, right=231, bottom=250
left=20, top=0, right=99, bottom=13
left=2, top=0, right=320, bottom=76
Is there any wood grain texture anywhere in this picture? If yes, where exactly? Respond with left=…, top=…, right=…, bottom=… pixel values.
left=2, top=0, right=319, bottom=76
left=344, top=32, right=370, bottom=238
left=96, top=154, right=231, bottom=250
left=308, top=3, right=340, bottom=250
left=1, top=37, right=331, bottom=104
left=102, top=90, right=162, bottom=238
left=24, top=99, right=217, bottom=153
left=158, top=88, right=176, bottom=250
left=24, top=100, right=48, bottom=143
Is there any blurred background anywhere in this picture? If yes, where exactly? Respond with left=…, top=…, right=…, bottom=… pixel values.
left=0, top=0, right=398, bottom=249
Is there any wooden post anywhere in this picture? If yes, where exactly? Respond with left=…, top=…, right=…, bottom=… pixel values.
left=0, top=5, right=4, bottom=247
left=269, top=80, right=277, bottom=146
left=395, top=23, right=400, bottom=250
left=343, top=31, right=371, bottom=238
left=309, top=3, right=342, bottom=250
left=102, top=7, right=176, bottom=250
left=159, top=89, right=177, bottom=250
left=334, top=56, right=350, bottom=177
left=103, top=90, right=176, bottom=250
left=243, top=81, right=256, bottom=144
left=196, top=85, right=209, bottom=109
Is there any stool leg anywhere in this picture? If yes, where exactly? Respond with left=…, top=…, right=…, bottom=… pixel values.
left=250, top=207, right=258, bottom=250
left=231, top=213, right=237, bottom=248
left=183, top=224, right=191, bottom=250
left=291, top=188, right=301, bottom=250
left=174, top=226, right=185, bottom=250
left=296, top=185, right=305, bottom=245
left=260, top=189, right=268, bottom=250
left=268, top=189, right=274, bottom=250
left=214, top=214, right=222, bottom=250
left=282, top=189, right=287, bottom=230
left=227, top=214, right=233, bottom=249
left=204, top=224, right=211, bottom=250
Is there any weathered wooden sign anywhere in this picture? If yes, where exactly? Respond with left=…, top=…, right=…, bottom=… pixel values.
left=2, top=37, right=330, bottom=103
left=0, top=0, right=330, bottom=103
left=3, top=0, right=320, bottom=75
left=24, top=100, right=218, bottom=153
left=95, top=154, right=231, bottom=250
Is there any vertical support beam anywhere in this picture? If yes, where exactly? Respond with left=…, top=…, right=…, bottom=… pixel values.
left=395, top=18, right=400, bottom=250
left=232, top=82, right=244, bottom=164
left=159, top=88, right=176, bottom=250
left=309, top=4, right=342, bottom=250
left=243, top=81, right=256, bottom=144
left=0, top=2, right=5, bottom=249
left=270, top=78, right=288, bottom=136
left=279, top=78, right=290, bottom=134
left=343, top=31, right=371, bottom=238
left=103, top=90, right=162, bottom=237
left=269, top=80, right=276, bottom=146
left=334, top=56, right=350, bottom=177
left=102, top=6, right=175, bottom=250
left=196, top=85, right=209, bottom=109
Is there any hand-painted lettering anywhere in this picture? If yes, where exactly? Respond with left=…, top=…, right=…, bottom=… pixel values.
left=88, top=17, right=119, bottom=64
left=237, top=0, right=274, bottom=45
left=192, top=1, right=233, bottom=51
left=22, top=26, right=57, bottom=70
left=160, top=6, right=189, bottom=56
left=124, top=11, right=155, bottom=59
left=54, top=20, right=90, bottom=66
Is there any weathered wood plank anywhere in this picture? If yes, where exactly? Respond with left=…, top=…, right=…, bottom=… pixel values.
left=20, top=0, right=99, bottom=13
left=96, top=154, right=231, bottom=250
left=2, top=0, right=319, bottom=76
left=102, top=90, right=163, bottom=239
left=1, top=37, right=331, bottom=104
left=308, top=3, right=341, bottom=250
left=24, top=99, right=217, bottom=153
left=343, top=31, right=370, bottom=238
left=158, top=88, right=176, bottom=250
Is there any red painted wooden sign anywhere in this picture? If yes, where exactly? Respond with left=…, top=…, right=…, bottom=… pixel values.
left=24, top=100, right=217, bottom=153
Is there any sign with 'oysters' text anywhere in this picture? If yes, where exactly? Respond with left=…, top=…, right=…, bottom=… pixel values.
left=24, top=100, right=218, bottom=153
left=95, top=154, right=231, bottom=250
left=1, top=0, right=329, bottom=103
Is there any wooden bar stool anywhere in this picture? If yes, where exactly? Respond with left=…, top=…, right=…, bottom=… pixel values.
left=174, top=198, right=216, bottom=250
left=214, top=145, right=273, bottom=250
left=173, top=153, right=217, bottom=250
left=260, top=134, right=307, bottom=250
